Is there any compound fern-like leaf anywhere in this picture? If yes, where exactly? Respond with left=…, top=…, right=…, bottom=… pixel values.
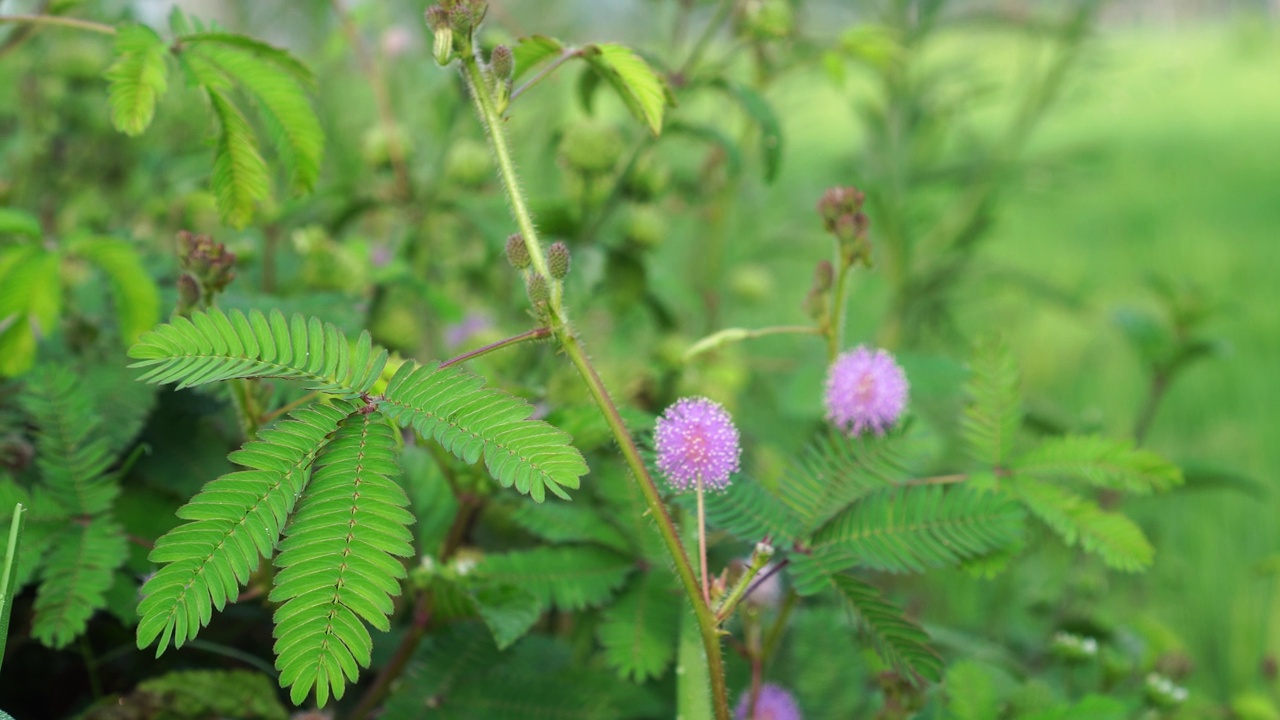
left=1010, top=477, right=1154, bottom=571
left=481, top=546, right=634, bottom=611
left=780, top=430, right=912, bottom=535
left=510, top=501, right=630, bottom=553
left=105, top=25, right=169, bottom=136
left=1013, top=435, right=1182, bottom=495
left=271, top=410, right=413, bottom=707
left=129, top=307, right=388, bottom=396
left=961, top=337, right=1021, bottom=467
left=32, top=518, right=127, bottom=649
left=20, top=368, right=119, bottom=515
left=700, top=475, right=803, bottom=544
left=382, top=362, right=588, bottom=502
left=597, top=570, right=680, bottom=682
left=137, top=402, right=351, bottom=655
left=790, top=486, right=1024, bottom=595
left=188, top=40, right=323, bottom=194
left=831, top=574, right=942, bottom=684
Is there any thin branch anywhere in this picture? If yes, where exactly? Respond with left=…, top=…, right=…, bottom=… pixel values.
left=0, top=14, right=116, bottom=35
left=509, top=48, right=584, bottom=103
left=439, top=326, right=552, bottom=369
left=904, top=473, right=968, bottom=486
left=684, top=325, right=822, bottom=363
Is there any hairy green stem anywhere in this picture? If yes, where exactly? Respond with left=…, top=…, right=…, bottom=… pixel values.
left=460, top=38, right=731, bottom=720
left=460, top=53, right=554, bottom=290
left=714, top=546, right=772, bottom=623
left=0, top=14, right=116, bottom=35
left=827, top=262, right=854, bottom=361
left=558, top=332, right=732, bottom=720
left=439, top=326, right=551, bottom=369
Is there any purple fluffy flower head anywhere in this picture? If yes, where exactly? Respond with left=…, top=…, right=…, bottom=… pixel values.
left=735, top=684, right=802, bottom=720
left=654, top=396, right=741, bottom=492
left=824, top=345, right=908, bottom=437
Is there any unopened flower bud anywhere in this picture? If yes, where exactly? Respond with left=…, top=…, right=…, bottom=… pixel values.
left=177, top=273, right=201, bottom=312
left=813, top=260, right=833, bottom=292
left=817, top=186, right=866, bottom=232
left=490, top=44, right=514, bottom=81
left=547, top=241, right=570, bottom=279
left=505, top=233, right=530, bottom=269
left=526, top=273, right=549, bottom=305
left=425, top=7, right=454, bottom=65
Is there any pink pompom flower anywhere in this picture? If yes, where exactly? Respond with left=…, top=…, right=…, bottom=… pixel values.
left=824, top=345, right=908, bottom=437
left=735, top=683, right=802, bottom=720
left=654, top=396, right=741, bottom=492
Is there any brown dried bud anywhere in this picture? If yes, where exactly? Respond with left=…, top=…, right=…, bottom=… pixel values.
left=505, top=233, right=530, bottom=270
left=813, top=260, right=834, bottom=293
left=547, top=241, right=570, bottom=279
left=817, top=186, right=866, bottom=232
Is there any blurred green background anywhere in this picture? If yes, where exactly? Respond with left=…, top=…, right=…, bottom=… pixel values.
left=2, top=0, right=1278, bottom=714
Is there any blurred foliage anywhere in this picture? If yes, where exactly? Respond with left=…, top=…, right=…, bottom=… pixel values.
left=0, top=0, right=1274, bottom=718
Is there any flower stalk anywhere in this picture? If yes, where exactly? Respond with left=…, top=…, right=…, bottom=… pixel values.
left=452, top=21, right=733, bottom=719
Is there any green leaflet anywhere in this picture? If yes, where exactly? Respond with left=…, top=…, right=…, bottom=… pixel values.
left=831, top=574, right=942, bottom=684
left=1010, top=477, right=1154, bottom=572
left=105, top=24, right=170, bottom=136
left=961, top=336, right=1022, bottom=468
left=66, top=237, right=162, bottom=346
left=382, top=362, right=588, bottom=502
left=271, top=410, right=414, bottom=707
left=137, top=401, right=353, bottom=655
left=129, top=307, right=388, bottom=396
left=21, top=369, right=120, bottom=516
left=469, top=582, right=542, bottom=651
left=480, top=545, right=634, bottom=612
left=510, top=499, right=631, bottom=553
left=597, top=570, right=680, bottom=682
left=1013, top=435, right=1183, bottom=495
left=696, top=474, right=803, bottom=544
left=780, top=430, right=912, bottom=536
left=0, top=245, right=61, bottom=378
left=790, top=486, right=1024, bottom=595
left=31, top=518, right=128, bottom=649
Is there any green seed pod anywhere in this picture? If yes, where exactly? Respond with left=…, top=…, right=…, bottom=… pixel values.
left=505, top=233, right=530, bottom=269
left=547, top=241, right=571, bottom=279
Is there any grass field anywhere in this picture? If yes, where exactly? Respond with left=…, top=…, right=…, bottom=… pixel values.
left=735, top=16, right=1280, bottom=701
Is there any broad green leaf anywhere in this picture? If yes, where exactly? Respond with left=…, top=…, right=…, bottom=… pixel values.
left=105, top=24, right=170, bottom=136
left=676, top=606, right=713, bottom=720
left=582, top=43, right=670, bottom=135
left=0, top=246, right=62, bottom=377
left=512, top=35, right=565, bottom=82
left=0, top=209, right=41, bottom=240
left=179, top=31, right=315, bottom=86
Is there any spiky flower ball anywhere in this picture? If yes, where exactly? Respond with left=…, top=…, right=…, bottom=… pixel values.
left=654, top=397, right=741, bottom=492
left=824, top=345, right=908, bottom=437
left=735, top=684, right=802, bottom=720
